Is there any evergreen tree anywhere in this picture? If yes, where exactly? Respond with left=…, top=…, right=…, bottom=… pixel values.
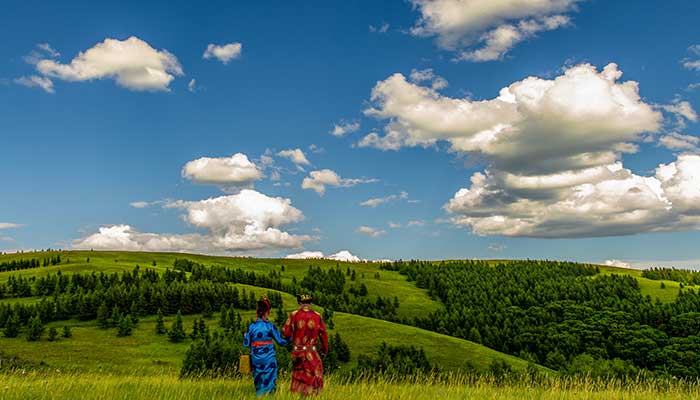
left=155, top=309, right=167, bottom=334
left=219, top=305, right=229, bottom=328
left=117, top=315, right=134, bottom=337
left=202, top=300, right=213, bottom=319
left=110, top=306, right=121, bottom=328
left=96, top=301, right=110, bottom=328
left=130, top=301, right=140, bottom=324
left=274, top=303, right=286, bottom=326
left=26, top=314, right=44, bottom=341
left=62, top=325, right=72, bottom=338
left=3, top=313, right=20, bottom=338
left=47, top=327, right=58, bottom=341
left=333, top=332, right=351, bottom=362
left=323, top=307, right=335, bottom=330
left=168, top=310, right=186, bottom=343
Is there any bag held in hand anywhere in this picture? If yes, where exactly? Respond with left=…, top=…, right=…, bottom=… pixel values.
left=239, top=353, right=251, bottom=375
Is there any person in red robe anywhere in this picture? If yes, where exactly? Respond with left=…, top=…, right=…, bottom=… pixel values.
left=282, top=294, right=329, bottom=396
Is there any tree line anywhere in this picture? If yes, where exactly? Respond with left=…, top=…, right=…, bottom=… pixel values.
left=381, top=259, right=700, bottom=379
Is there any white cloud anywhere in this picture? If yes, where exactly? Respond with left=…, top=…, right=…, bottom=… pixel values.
left=446, top=155, right=700, bottom=238
left=357, top=226, right=387, bottom=237
left=409, top=68, right=448, bottom=90
left=301, top=169, right=377, bottom=195
left=369, top=23, right=390, bottom=33
left=277, top=149, right=311, bottom=165
left=0, top=223, right=23, bottom=230
left=459, top=15, right=570, bottom=62
left=181, top=153, right=263, bottom=192
left=130, top=201, right=151, bottom=209
left=203, top=42, right=242, bottom=64
left=687, top=83, right=700, bottom=92
left=285, top=250, right=365, bottom=262
left=330, top=121, right=360, bottom=137
left=328, top=250, right=362, bottom=262
left=362, top=63, right=661, bottom=175
left=659, top=132, right=700, bottom=152
left=75, top=190, right=312, bottom=254
left=285, top=251, right=325, bottom=259
left=662, top=100, right=698, bottom=129
left=604, top=259, right=633, bottom=269
left=14, top=75, right=54, bottom=93
left=188, top=79, right=197, bottom=92
left=34, top=36, right=183, bottom=91
left=358, top=62, right=700, bottom=238
left=407, top=220, right=425, bottom=227
left=24, top=43, right=61, bottom=64
left=360, top=191, right=409, bottom=207
left=37, top=43, right=60, bottom=57
left=488, top=243, right=506, bottom=252
left=409, top=0, right=582, bottom=61
left=388, top=222, right=402, bottom=229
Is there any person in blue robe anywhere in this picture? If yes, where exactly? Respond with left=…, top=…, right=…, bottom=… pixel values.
left=243, top=298, right=289, bottom=396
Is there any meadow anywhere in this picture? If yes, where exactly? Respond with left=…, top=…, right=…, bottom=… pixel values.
left=1, top=250, right=699, bottom=399
left=1, top=371, right=698, bottom=400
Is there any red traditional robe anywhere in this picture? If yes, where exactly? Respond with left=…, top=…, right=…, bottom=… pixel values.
left=282, top=305, right=329, bottom=396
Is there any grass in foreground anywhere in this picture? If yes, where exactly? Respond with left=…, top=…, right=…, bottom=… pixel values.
left=0, top=372, right=698, bottom=400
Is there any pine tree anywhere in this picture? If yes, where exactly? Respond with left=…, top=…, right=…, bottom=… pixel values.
left=4, top=313, right=20, bottom=338
left=219, top=305, right=229, bottom=328
left=155, top=309, right=166, bottom=335
left=96, top=301, right=110, bottom=328
left=47, top=327, right=58, bottom=341
left=168, top=310, right=186, bottom=343
left=117, top=315, right=134, bottom=337
left=26, top=314, right=44, bottom=341
left=62, top=325, right=72, bottom=338
left=130, top=301, right=140, bottom=324
left=333, top=332, right=351, bottom=362
left=274, top=303, right=286, bottom=326
left=110, top=306, right=121, bottom=328
left=202, top=300, right=213, bottom=319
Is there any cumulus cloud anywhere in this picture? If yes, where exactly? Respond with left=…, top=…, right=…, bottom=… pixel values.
left=285, top=251, right=325, bottom=259
left=604, top=259, right=633, bottom=269
left=277, top=149, right=311, bottom=166
left=445, top=155, right=700, bottom=238
left=407, top=220, right=425, bottom=227
left=203, top=42, right=242, bottom=64
left=301, top=169, right=377, bottom=195
left=357, top=226, right=387, bottom=237
left=188, top=79, right=197, bottom=92
left=409, top=0, right=582, bottom=61
left=14, top=75, right=54, bottom=93
left=74, top=190, right=312, bottom=254
left=33, top=36, right=183, bottom=91
left=360, top=62, right=700, bottom=238
left=360, top=191, right=409, bottom=207
left=409, top=68, right=448, bottom=90
left=362, top=63, right=661, bottom=174
left=285, top=249, right=364, bottom=262
left=181, top=153, right=263, bottom=192
left=330, top=121, right=360, bottom=137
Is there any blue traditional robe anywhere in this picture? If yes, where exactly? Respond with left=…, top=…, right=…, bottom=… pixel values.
left=243, top=318, right=289, bottom=396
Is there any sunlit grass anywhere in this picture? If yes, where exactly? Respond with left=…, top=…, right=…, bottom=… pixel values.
left=0, top=371, right=698, bottom=400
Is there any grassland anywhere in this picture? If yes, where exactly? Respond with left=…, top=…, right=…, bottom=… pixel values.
left=0, top=371, right=698, bottom=400
left=1, top=251, right=700, bottom=399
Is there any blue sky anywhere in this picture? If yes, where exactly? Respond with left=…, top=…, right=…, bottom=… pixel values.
left=2, top=0, right=700, bottom=266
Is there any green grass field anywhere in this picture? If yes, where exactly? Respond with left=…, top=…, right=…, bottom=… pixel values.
left=0, top=371, right=697, bottom=400
left=1, top=250, right=698, bottom=399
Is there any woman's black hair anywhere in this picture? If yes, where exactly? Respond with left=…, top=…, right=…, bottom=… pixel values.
left=257, top=298, right=271, bottom=319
